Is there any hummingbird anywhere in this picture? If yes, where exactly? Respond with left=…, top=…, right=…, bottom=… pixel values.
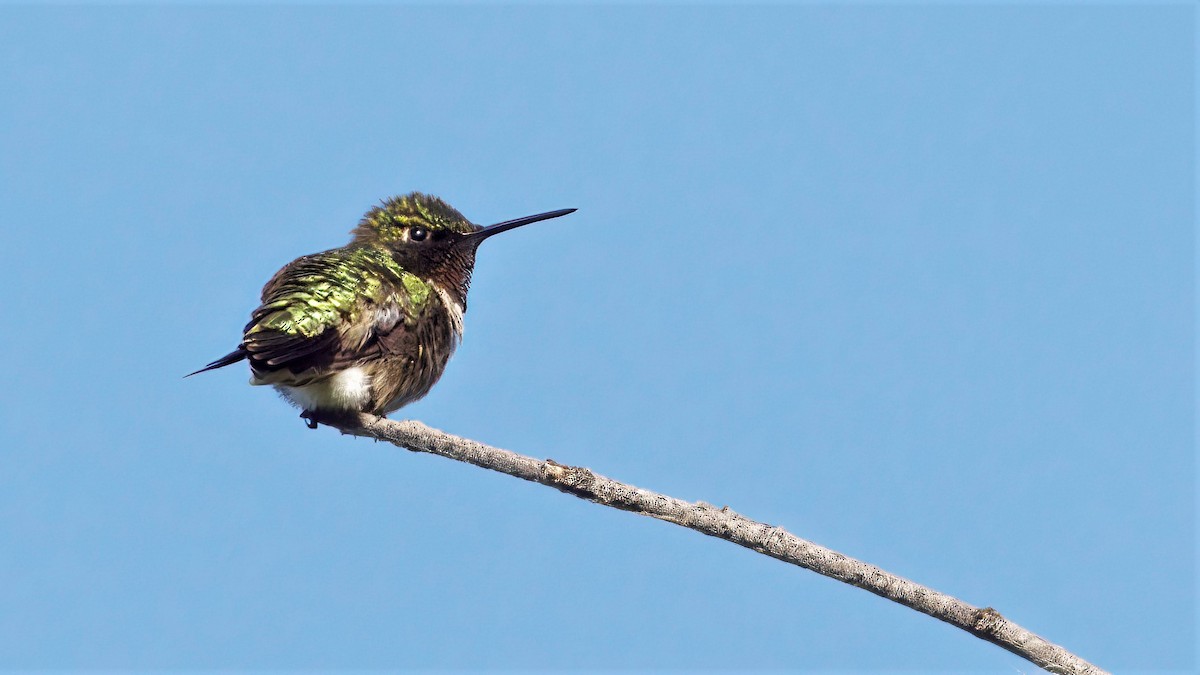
left=188, top=192, right=576, bottom=428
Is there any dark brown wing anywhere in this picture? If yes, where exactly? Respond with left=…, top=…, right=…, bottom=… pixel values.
left=241, top=250, right=395, bottom=380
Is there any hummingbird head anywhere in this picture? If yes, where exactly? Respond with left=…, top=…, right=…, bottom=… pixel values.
left=352, top=192, right=576, bottom=305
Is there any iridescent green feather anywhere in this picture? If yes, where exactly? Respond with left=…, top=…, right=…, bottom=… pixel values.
left=352, top=193, right=477, bottom=244
left=244, top=245, right=432, bottom=370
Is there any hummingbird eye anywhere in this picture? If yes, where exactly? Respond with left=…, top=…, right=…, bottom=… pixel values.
left=409, top=226, right=428, bottom=242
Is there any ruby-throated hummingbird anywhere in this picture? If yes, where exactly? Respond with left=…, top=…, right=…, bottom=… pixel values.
left=189, top=192, right=576, bottom=427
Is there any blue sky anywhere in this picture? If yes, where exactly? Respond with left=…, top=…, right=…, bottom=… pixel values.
left=0, top=4, right=1193, bottom=672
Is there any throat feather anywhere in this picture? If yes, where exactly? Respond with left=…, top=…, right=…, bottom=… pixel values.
left=434, top=285, right=465, bottom=340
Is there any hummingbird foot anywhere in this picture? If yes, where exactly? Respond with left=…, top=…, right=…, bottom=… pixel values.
left=300, top=409, right=365, bottom=431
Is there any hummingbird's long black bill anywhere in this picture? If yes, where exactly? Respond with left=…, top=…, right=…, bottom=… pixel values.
left=471, top=207, right=576, bottom=241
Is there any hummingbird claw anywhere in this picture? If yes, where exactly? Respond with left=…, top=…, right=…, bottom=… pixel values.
left=301, top=411, right=319, bottom=429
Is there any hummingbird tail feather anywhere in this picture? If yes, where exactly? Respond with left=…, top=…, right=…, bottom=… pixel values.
left=185, top=347, right=248, bottom=377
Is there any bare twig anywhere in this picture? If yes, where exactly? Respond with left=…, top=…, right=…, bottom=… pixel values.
left=317, top=412, right=1106, bottom=675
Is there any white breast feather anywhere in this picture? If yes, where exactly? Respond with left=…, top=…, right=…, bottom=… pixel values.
left=274, top=367, right=372, bottom=412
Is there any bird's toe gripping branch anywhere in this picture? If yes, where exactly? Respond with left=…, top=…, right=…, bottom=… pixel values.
left=300, top=409, right=368, bottom=431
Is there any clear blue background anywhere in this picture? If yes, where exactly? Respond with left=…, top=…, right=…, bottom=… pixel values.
left=0, top=4, right=1193, bottom=672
